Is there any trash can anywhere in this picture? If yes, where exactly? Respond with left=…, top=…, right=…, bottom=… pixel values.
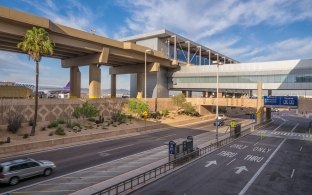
left=234, top=124, right=241, bottom=138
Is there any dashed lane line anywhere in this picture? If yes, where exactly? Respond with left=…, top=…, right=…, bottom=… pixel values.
left=97, top=144, right=135, bottom=154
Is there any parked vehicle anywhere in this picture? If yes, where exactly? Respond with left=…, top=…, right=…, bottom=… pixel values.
left=214, top=119, right=225, bottom=126
left=217, top=114, right=227, bottom=120
left=0, top=158, right=56, bottom=186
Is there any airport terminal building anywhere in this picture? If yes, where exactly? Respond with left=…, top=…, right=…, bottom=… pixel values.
left=121, top=29, right=312, bottom=98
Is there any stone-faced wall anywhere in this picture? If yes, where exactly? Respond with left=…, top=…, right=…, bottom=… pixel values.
left=0, top=98, right=128, bottom=126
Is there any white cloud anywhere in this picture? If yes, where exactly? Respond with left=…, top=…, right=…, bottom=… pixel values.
left=250, top=37, right=312, bottom=62
left=22, top=0, right=108, bottom=36
left=121, top=0, right=312, bottom=41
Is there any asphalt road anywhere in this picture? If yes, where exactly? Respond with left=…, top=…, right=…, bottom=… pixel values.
left=132, top=112, right=312, bottom=195
left=0, top=118, right=230, bottom=193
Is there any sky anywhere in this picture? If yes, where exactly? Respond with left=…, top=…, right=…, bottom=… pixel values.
left=0, top=0, right=312, bottom=90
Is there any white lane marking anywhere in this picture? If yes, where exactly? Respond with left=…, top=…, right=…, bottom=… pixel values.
left=97, top=144, right=135, bottom=154
left=235, top=166, right=248, bottom=174
left=205, top=160, right=217, bottom=168
left=300, top=146, right=303, bottom=151
left=253, top=142, right=258, bottom=146
left=291, top=169, right=295, bottom=178
left=272, top=121, right=286, bottom=132
left=226, top=158, right=236, bottom=166
left=239, top=138, right=286, bottom=195
left=290, top=123, right=299, bottom=133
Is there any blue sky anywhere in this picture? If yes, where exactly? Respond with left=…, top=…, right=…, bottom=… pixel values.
left=0, top=0, right=312, bottom=89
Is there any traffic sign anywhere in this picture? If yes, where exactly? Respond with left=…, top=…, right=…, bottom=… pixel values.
left=230, top=120, right=236, bottom=128
left=264, top=96, right=298, bottom=108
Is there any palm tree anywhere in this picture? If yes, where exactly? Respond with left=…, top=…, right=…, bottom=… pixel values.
left=17, top=27, right=54, bottom=136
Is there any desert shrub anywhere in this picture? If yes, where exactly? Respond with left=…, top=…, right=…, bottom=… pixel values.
left=41, top=127, right=46, bottom=131
left=96, top=114, right=105, bottom=124
left=57, top=119, right=65, bottom=124
left=161, top=109, right=170, bottom=117
left=7, top=111, right=22, bottom=134
left=72, top=122, right=81, bottom=129
left=55, top=127, right=66, bottom=135
left=172, top=94, right=186, bottom=108
left=128, top=99, right=149, bottom=117
left=48, top=120, right=59, bottom=128
left=23, top=133, right=29, bottom=139
left=87, top=118, right=96, bottom=122
left=72, top=103, right=98, bottom=119
left=49, top=132, right=54, bottom=136
left=150, top=111, right=162, bottom=119
left=112, top=112, right=127, bottom=123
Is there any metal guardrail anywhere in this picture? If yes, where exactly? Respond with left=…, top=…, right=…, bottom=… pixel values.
left=92, top=124, right=255, bottom=195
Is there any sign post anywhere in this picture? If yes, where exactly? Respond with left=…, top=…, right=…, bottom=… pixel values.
left=143, top=111, right=148, bottom=130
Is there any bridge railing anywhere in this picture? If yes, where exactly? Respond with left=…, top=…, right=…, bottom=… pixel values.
left=91, top=124, right=255, bottom=195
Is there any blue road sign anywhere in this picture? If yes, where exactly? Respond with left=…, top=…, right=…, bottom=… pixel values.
left=264, top=96, right=298, bottom=107
left=169, top=141, right=176, bottom=155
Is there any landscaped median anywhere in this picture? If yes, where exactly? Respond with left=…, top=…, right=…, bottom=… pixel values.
left=0, top=115, right=215, bottom=156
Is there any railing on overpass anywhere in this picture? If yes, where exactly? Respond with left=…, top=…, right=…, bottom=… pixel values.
left=91, top=123, right=256, bottom=195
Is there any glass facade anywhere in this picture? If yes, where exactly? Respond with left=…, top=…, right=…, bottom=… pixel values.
left=171, top=74, right=312, bottom=84
left=169, top=46, right=211, bottom=65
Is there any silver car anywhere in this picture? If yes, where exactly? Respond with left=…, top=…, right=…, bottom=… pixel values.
left=0, top=158, right=56, bottom=185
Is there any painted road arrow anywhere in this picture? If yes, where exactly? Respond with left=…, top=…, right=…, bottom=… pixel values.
left=205, top=160, right=217, bottom=168
left=234, top=166, right=248, bottom=174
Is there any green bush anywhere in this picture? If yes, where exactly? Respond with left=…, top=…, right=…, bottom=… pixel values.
left=150, top=111, right=162, bottom=119
left=7, top=111, right=22, bottom=134
left=48, top=120, right=59, bottom=128
left=128, top=99, right=149, bottom=116
left=161, top=109, right=170, bottom=117
left=112, top=112, right=127, bottom=123
left=57, top=119, right=65, bottom=124
left=55, top=127, right=66, bottom=135
left=72, top=103, right=98, bottom=119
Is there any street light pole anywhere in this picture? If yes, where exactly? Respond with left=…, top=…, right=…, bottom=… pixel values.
left=216, top=62, right=222, bottom=146
left=144, top=49, right=151, bottom=101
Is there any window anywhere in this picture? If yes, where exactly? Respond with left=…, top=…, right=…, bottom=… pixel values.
left=27, top=162, right=39, bottom=168
left=0, top=166, right=3, bottom=173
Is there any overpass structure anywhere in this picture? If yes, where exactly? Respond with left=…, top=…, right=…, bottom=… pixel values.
left=0, top=7, right=176, bottom=98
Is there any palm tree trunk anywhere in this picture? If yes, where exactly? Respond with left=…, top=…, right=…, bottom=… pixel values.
left=31, top=61, right=39, bottom=136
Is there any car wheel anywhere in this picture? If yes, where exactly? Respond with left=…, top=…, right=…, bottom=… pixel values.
left=43, top=168, right=52, bottom=176
left=9, top=176, right=19, bottom=186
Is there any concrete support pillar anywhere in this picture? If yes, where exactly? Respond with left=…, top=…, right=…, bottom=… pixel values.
left=137, top=73, right=144, bottom=98
left=172, top=35, right=178, bottom=65
left=89, top=65, right=101, bottom=99
left=111, top=74, right=116, bottom=98
left=202, top=91, right=207, bottom=98
left=70, top=66, right=81, bottom=98
left=266, top=89, right=272, bottom=121
left=187, top=91, right=192, bottom=98
left=182, top=90, right=187, bottom=97
left=256, top=81, right=263, bottom=124
left=208, top=50, right=211, bottom=65
left=186, top=41, right=191, bottom=66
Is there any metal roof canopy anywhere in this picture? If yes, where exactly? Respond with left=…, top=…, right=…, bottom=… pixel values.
left=0, top=7, right=173, bottom=68
left=120, top=29, right=239, bottom=64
